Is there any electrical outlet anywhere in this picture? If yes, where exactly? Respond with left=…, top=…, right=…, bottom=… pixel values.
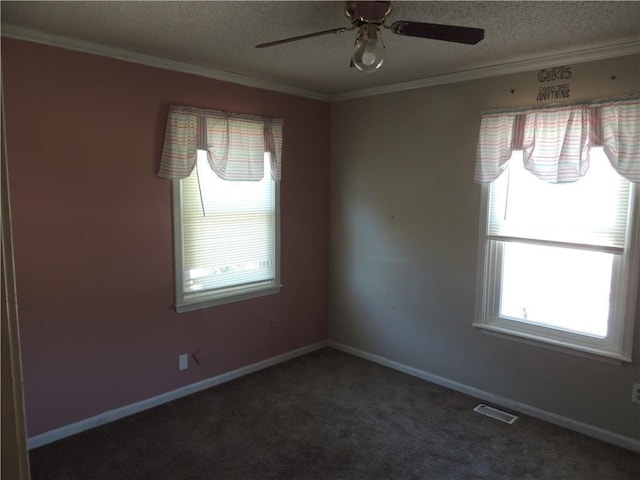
left=178, top=354, right=188, bottom=371
left=632, top=383, right=640, bottom=405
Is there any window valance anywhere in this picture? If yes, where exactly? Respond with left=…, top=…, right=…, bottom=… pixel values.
left=158, top=105, right=284, bottom=181
left=474, top=96, right=639, bottom=184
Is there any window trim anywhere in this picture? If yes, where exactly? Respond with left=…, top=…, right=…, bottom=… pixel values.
left=171, top=173, right=282, bottom=314
left=474, top=161, right=639, bottom=363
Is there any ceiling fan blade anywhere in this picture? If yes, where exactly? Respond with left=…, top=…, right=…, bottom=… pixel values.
left=256, top=27, right=352, bottom=48
left=389, top=21, right=484, bottom=45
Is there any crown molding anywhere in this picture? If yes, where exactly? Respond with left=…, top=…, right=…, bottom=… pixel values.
left=2, top=24, right=638, bottom=103
left=330, top=41, right=640, bottom=101
left=0, top=24, right=332, bottom=102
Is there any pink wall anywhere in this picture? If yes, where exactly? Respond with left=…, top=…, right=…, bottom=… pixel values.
left=2, top=39, right=330, bottom=436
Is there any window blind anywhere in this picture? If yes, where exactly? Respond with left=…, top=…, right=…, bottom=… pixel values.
left=180, top=151, right=276, bottom=296
left=488, top=149, right=631, bottom=250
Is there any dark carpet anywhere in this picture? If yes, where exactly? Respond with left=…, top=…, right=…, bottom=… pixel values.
left=29, top=347, right=640, bottom=479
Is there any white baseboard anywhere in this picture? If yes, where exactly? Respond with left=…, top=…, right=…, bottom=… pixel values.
left=327, top=340, right=640, bottom=453
left=29, top=340, right=640, bottom=453
left=28, top=341, right=328, bottom=449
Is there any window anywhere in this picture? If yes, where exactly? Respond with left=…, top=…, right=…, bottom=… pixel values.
left=475, top=148, right=639, bottom=361
left=157, top=105, right=284, bottom=313
left=173, top=150, right=280, bottom=312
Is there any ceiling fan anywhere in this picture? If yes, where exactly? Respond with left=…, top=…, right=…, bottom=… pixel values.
left=255, top=1, right=484, bottom=73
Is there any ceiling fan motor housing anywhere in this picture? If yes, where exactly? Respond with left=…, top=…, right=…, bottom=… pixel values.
left=345, top=1, right=393, bottom=24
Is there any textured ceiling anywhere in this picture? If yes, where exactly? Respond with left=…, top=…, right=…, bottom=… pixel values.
left=1, top=1, right=639, bottom=97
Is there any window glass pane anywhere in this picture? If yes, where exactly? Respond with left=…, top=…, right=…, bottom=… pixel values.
left=500, top=242, right=614, bottom=338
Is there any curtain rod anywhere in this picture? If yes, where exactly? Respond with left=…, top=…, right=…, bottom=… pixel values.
left=481, top=93, right=640, bottom=116
left=169, top=105, right=284, bottom=125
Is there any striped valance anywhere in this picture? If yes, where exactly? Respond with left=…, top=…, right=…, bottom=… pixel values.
left=158, top=105, right=283, bottom=181
left=474, top=96, right=639, bottom=184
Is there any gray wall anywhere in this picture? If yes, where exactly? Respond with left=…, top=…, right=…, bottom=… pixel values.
left=329, top=55, right=640, bottom=440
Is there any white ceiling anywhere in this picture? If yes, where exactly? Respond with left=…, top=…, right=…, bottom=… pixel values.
left=1, top=1, right=639, bottom=100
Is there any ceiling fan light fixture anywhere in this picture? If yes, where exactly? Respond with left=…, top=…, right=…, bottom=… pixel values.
left=255, top=1, right=484, bottom=72
left=352, top=24, right=385, bottom=73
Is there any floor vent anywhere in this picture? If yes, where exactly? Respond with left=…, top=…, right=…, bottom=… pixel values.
left=473, top=404, right=518, bottom=424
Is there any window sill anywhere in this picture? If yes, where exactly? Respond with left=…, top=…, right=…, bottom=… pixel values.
left=176, top=283, right=282, bottom=313
left=473, top=322, right=629, bottom=365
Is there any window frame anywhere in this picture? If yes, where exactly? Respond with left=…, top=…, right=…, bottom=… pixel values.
left=171, top=156, right=282, bottom=313
left=474, top=153, right=640, bottom=363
